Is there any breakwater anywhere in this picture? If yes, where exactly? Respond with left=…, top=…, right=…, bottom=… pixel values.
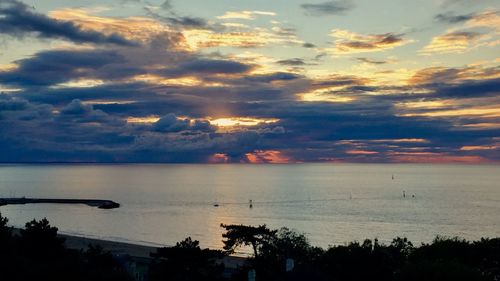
left=0, top=198, right=120, bottom=209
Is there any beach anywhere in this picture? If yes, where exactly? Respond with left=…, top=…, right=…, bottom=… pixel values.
left=58, top=231, right=247, bottom=270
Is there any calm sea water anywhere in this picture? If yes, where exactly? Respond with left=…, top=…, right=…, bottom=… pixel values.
left=0, top=164, right=499, bottom=251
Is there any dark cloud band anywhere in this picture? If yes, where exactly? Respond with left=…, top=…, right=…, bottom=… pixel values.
left=0, top=0, right=137, bottom=46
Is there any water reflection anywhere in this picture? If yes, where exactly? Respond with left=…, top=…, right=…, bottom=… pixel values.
left=0, top=164, right=499, bottom=250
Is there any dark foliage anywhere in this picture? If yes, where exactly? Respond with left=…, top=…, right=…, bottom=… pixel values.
left=1, top=214, right=499, bottom=281
left=220, top=224, right=499, bottom=281
left=149, top=237, right=225, bottom=281
left=0, top=213, right=133, bottom=281
left=220, top=224, right=277, bottom=257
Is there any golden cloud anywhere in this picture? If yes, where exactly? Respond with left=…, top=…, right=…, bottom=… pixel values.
left=420, top=30, right=486, bottom=55
left=399, top=107, right=500, bottom=118
left=421, top=9, right=499, bottom=55
left=408, top=65, right=500, bottom=85
left=217, top=11, right=276, bottom=20
left=466, top=9, right=500, bottom=31
left=183, top=27, right=303, bottom=49
left=328, top=29, right=410, bottom=54
left=49, top=8, right=190, bottom=49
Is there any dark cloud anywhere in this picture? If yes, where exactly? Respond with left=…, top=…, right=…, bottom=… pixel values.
left=143, top=5, right=209, bottom=30
left=0, top=96, right=28, bottom=111
left=434, top=12, right=475, bottom=23
left=60, top=99, right=92, bottom=115
left=276, top=58, right=307, bottom=66
left=440, top=0, right=492, bottom=8
left=168, top=59, right=253, bottom=76
left=430, top=78, right=500, bottom=99
left=1, top=82, right=498, bottom=163
left=0, top=0, right=137, bottom=46
left=334, top=33, right=406, bottom=53
left=153, top=113, right=190, bottom=132
left=302, top=43, right=317, bottom=48
left=153, top=113, right=216, bottom=133
left=441, top=31, right=483, bottom=41
left=301, top=0, right=354, bottom=16
left=356, top=57, right=388, bottom=65
left=0, top=49, right=125, bottom=87
left=245, top=72, right=303, bottom=83
left=161, top=0, right=173, bottom=10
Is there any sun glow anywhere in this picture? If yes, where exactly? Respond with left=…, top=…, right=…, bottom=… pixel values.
left=299, top=91, right=355, bottom=103
left=130, top=74, right=226, bottom=87
left=209, top=117, right=279, bottom=127
left=51, top=79, right=105, bottom=89
left=126, top=116, right=160, bottom=123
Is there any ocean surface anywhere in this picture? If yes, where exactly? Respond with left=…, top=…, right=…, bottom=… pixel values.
left=0, top=164, right=499, bottom=252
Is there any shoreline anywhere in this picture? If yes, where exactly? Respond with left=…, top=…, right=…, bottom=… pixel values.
left=61, top=232, right=158, bottom=259
left=12, top=228, right=247, bottom=268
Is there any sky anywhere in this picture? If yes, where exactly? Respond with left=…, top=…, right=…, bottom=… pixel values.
left=0, top=0, right=498, bottom=163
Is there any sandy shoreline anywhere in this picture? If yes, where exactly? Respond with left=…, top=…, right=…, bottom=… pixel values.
left=11, top=228, right=247, bottom=269
left=60, top=233, right=157, bottom=258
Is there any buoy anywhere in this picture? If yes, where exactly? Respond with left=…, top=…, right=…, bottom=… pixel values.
left=249, top=199, right=253, bottom=208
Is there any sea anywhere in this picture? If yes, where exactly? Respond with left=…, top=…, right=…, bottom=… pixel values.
left=0, top=164, right=499, bottom=252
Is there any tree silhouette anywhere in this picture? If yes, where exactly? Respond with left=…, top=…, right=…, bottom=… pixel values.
left=220, top=224, right=277, bottom=257
left=0, top=212, right=12, bottom=243
left=19, top=217, right=65, bottom=257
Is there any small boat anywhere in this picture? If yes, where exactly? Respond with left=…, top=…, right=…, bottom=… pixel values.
left=213, top=203, right=219, bottom=207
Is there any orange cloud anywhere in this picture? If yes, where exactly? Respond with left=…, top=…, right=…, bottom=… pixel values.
left=460, top=145, right=498, bottom=151
left=245, top=150, right=290, bottom=163
left=208, top=153, right=230, bottom=163
left=389, top=152, right=489, bottom=163
left=346, top=150, right=379, bottom=155
left=370, top=138, right=430, bottom=143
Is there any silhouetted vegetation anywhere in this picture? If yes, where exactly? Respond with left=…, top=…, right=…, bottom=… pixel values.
left=149, top=237, right=225, bottom=281
left=217, top=224, right=499, bottom=281
left=1, top=213, right=499, bottom=281
left=221, top=224, right=277, bottom=257
left=0, top=213, right=133, bottom=281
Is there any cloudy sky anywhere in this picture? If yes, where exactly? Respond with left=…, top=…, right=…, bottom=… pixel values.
left=0, top=0, right=498, bottom=163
